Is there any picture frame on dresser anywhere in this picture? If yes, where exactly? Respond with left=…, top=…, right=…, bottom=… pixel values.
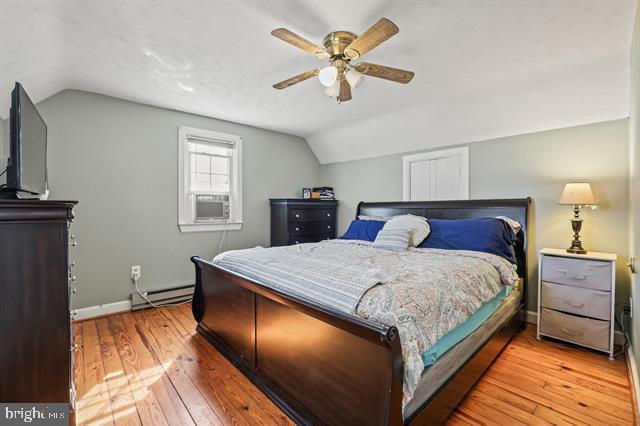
left=537, top=248, right=617, bottom=359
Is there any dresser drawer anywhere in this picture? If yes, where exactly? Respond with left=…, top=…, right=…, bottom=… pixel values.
left=541, top=281, right=610, bottom=320
left=289, top=222, right=334, bottom=235
left=541, top=256, right=612, bottom=291
left=539, top=308, right=610, bottom=351
left=289, top=233, right=333, bottom=245
left=288, top=209, right=334, bottom=222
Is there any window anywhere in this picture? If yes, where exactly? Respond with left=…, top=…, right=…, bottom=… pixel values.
left=178, top=125, right=242, bottom=232
left=402, top=147, right=469, bottom=201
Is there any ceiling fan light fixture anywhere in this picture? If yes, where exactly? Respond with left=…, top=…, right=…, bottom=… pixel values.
left=345, top=68, right=363, bottom=89
left=318, top=65, right=338, bottom=87
left=324, top=80, right=341, bottom=97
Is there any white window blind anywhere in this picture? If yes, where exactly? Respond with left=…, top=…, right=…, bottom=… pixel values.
left=187, top=136, right=233, bottom=194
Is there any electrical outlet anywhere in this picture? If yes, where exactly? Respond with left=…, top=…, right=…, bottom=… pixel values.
left=131, top=265, right=141, bottom=281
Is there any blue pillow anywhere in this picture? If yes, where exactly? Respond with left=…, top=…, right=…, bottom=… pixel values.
left=341, top=220, right=386, bottom=241
left=418, top=218, right=517, bottom=263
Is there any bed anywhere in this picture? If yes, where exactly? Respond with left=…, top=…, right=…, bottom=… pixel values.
left=191, top=198, right=530, bottom=425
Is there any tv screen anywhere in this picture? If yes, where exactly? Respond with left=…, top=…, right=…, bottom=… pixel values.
left=7, top=82, right=47, bottom=196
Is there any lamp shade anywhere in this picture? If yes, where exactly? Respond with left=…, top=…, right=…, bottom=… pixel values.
left=558, top=182, right=595, bottom=206
left=318, top=66, right=338, bottom=87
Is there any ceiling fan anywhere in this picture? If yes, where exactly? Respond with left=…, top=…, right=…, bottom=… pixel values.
left=271, top=18, right=415, bottom=103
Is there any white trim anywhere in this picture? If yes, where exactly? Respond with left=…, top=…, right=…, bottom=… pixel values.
left=179, top=221, right=242, bottom=233
left=627, top=345, right=640, bottom=418
left=402, top=147, right=469, bottom=201
left=178, top=125, right=243, bottom=233
left=74, top=300, right=131, bottom=321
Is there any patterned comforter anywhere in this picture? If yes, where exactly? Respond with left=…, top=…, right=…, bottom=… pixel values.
left=212, top=239, right=518, bottom=403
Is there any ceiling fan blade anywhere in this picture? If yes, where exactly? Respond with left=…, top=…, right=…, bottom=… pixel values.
left=354, top=62, right=414, bottom=84
left=343, top=18, right=399, bottom=59
left=271, top=28, right=330, bottom=59
left=273, top=69, right=321, bottom=90
left=338, top=79, right=352, bottom=102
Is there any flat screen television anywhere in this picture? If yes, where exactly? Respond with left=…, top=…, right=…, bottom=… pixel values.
left=3, top=82, right=48, bottom=198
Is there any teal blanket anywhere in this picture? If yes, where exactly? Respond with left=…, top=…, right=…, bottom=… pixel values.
left=422, top=285, right=512, bottom=366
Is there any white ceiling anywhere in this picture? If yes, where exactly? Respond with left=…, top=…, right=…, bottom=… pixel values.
left=0, top=1, right=636, bottom=163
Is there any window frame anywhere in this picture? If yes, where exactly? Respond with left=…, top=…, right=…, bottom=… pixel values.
left=178, top=125, right=243, bottom=233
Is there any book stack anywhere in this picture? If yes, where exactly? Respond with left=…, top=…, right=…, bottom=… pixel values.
left=312, top=186, right=335, bottom=200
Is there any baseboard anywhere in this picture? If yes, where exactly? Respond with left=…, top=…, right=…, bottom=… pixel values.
left=75, top=300, right=132, bottom=321
left=526, top=310, right=625, bottom=346
left=627, top=345, right=640, bottom=425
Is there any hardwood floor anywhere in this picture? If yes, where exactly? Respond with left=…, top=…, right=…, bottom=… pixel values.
left=74, top=304, right=635, bottom=425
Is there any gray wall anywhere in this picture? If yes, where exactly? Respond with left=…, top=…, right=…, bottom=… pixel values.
left=629, top=0, right=640, bottom=370
left=36, top=90, right=320, bottom=308
left=320, top=120, right=630, bottom=311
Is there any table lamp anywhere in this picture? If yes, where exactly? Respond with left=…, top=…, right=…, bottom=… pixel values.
left=558, top=182, right=596, bottom=254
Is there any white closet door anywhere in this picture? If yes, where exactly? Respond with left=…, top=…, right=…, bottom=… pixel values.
left=403, top=147, right=469, bottom=201
left=409, top=160, right=432, bottom=200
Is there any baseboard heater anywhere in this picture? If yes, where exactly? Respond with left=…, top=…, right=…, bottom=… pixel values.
left=131, top=284, right=195, bottom=310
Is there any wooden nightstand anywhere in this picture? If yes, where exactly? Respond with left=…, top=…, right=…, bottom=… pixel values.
left=537, top=248, right=617, bottom=359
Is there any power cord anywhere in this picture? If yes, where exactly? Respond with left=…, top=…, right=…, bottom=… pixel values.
left=614, top=302, right=630, bottom=358
left=132, top=275, right=191, bottom=308
left=217, top=227, right=228, bottom=256
left=0, top=168, right=6, bottom=177
left=133, top=226, right=233, bottom=309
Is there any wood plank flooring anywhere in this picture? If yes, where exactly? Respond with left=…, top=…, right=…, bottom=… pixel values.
left=74, top=304, right=635, bottom=425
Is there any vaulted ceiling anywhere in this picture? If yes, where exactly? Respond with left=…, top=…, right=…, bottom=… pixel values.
left=0, top=1, right=636, bottom=163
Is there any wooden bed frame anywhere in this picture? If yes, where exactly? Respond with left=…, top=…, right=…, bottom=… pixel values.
left=191, top=198, right=530, bottom=425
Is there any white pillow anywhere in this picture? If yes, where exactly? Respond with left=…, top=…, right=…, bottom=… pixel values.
left=382, top=214, right=430, bottom=247
left=495, top=216, right=522, bottom=235
left=372, top=229, right=412, bottom=252
left=358, top=215, right=393, bottom=222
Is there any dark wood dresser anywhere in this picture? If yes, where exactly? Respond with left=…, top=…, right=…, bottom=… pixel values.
left=270, top=199, right=338, bottom=246
left=0, top=200, right=78, bottom=420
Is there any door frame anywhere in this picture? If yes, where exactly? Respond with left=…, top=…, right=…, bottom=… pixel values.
left=402, top=146, right=469, bottom=201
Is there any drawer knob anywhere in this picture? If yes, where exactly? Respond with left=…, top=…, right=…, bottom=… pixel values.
left=327, top=225, right=331, bottom=229
left=70, top=287, right=77, bottom=294
left=295, top=241, right=299, bottom=244
left=295, top=227, right=299, bottom=231
left=69, top=241, right=78, bottom=247
left=70, top=261, right=76, bottom=268
left=560, top=327, right=584, bottom=337
left=295, top=214, right=300, bottom=218
left=70, top=343, right=81, bottom=352
left=327, top=213, right=331, bottom=217
left=69, top=275, right=77, bottom=282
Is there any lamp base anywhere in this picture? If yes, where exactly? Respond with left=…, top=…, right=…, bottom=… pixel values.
left=567, top=207, right=587, bottom=254
left=566, top=246, right=587, bottom=255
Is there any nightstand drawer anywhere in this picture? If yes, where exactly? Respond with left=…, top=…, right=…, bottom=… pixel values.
left=541, top=281, right=610, bottom=320
left=541, top=256, right=612, bottom=291
left=539, top=308, right=610, bottom=351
